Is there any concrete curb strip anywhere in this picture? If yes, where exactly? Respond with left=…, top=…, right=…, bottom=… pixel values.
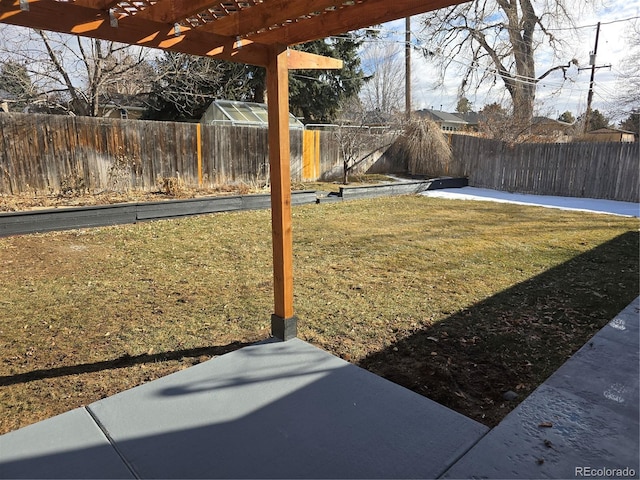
left=0, top=180, right=467, bottom=237
left=0, top=191, right=318, bottom=237
left=340, top=177, right=468, bottom=200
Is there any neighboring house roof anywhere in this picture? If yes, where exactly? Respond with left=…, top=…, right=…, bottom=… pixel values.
left=458, top=112, right=481, bottom=126
left=580, top=127, right=636, bottom=143
left=532, top=116, right=573, bottom=127
left=530, top=117, right=574, bottom=137
left=362, top=109, right=393, bottom=126
left=588, top=127, right=635, bottom=135
left=417, top=109, right=468, bottom=125
left=100, top=93, right=151, bottom=111
left=533, top=116, right=573, bottom=126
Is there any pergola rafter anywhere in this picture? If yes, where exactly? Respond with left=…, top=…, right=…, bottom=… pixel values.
left=0, top=0, right=469, bottom=340
left=249, top=0, right=464, bottom=45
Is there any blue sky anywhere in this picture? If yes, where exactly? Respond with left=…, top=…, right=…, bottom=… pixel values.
left=368, top=0, right=639, bottom=122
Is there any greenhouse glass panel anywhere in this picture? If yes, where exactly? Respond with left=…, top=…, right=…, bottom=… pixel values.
left=200, top=100, right=304, bottom=129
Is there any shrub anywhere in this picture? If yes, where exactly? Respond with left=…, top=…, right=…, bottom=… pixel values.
left=157, top=174, right=184, bottom=196
left=399, top=117, right=452, bottom=177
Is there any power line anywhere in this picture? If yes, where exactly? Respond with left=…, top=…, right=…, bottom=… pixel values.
left=355, top=17, right=636, bottom=92
left=356, top=28, right=595, bottom=86
left=356, top=14, right=639, bottom=51
left=336, top=16, right=634, bottom=113
left=544, top=15, right=640, bottom=31
left=358, top=35, right=574, bottom=87
left=369, top=14, right=640, bottom=33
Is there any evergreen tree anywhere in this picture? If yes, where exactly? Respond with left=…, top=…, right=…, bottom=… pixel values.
left=242, top=35, right=367, bottom=123
left=455, top=97, right=473, bottom=114
left=287, top=34, right=366, bottom=123
left=578, top=109, right=609, bottom=132
left=0, top=60, right=35, bottom=111
left=619, top=112, right=639, bottom=135
left=557, top=111, right=575, bottom=124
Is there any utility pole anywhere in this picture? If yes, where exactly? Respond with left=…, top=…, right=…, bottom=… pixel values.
left=579, top=22, right=611, bottom=133
left=583, top=22, right=600, bottom=134
left=405, top=16, right=411, bottom=120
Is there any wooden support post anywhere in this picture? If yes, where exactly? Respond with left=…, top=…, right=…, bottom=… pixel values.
left=266, top=44, right=297, bottom=340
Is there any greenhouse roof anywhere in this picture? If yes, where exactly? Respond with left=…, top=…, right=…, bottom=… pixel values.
left=201, top=100, right=304, bottom=129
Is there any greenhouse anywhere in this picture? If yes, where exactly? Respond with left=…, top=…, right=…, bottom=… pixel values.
left=200, top=99, right=304, bottom=129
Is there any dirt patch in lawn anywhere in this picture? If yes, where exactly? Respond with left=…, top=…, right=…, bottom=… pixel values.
left=1, top=195, right=638, bottom=434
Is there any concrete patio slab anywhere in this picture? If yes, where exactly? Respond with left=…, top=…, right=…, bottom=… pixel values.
left=544, top=335, right=639, bottom=420
left=0, top=408, right=134, bottom=479
left=88, top=338, right=488, bottom=479
left=4, top=299, right=637, bottom=479
left=443, top=297, right=640, bottom=479
left=1, top=338, right=488, bottom=479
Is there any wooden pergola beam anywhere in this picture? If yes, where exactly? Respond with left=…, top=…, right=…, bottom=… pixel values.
left=0, top=1, right=344, bottom=69
left=287, top=49, right=343, bottom=70
left=196, top=0, right=348, bottom=38
left=251, top=0, right=467, bottom=45
left=0, top=0, right=270, bottom=66
left=71, top=0, right=121, bottom=9
left=134, top=0, right=222, bottom=25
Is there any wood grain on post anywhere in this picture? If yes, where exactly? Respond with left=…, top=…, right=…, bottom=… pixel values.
left=266, top=45, right=295, bottom=323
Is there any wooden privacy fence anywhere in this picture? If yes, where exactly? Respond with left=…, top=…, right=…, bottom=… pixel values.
left=444, top=135, right=638, bottom=203
left=0, top=113, right=395, bottom=195
left=1, top=113, right=636, bottom=202
left=0, top=113, right=276, bottom=194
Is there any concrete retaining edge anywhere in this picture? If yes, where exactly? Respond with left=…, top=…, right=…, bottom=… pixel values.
left=0, top=178, right=468, bottom=237
left=0, top=191, right=318, bottom=237
left=339, top=177, right=468, bottom=201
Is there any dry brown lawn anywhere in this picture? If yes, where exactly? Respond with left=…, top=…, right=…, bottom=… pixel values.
left=1, top=194, right=638, bottom=434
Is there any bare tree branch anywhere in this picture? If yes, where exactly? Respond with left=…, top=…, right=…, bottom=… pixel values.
left=418, top=0, right=588, bottom=129
left=613, top=21, right=640, bottom=116
left=38, top=30, right=86, bottom=114
left=360, top=42, right=404, bottom=115
left=0, top=26, right=155, bottom=116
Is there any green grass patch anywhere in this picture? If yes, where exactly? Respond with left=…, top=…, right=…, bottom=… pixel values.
left=0, top=195, right=638, bottom=432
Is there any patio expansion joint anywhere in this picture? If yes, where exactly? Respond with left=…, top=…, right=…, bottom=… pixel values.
left=435, top=428, right=492, bottom=479
left=85, top=405, right=140, bottom=479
